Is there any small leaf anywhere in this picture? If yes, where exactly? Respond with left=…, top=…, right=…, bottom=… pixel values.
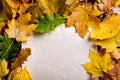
left=0, top=59, right=9, bottom=79
left=83, top=50, right=113, bottom=78
left=13, top=67, right=31, bottom=80
left=34, top=13, right=66, bottom=33
left=11, top=48, right=31, bottom=69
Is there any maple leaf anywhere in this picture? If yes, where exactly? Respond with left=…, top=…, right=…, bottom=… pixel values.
left=11, top=48, right=31, bottom=69
left=0, top=33, right=21, bottom=61
left=66, top=5, right=102, bottom=38
left=34, top=13, right=66, bottom=33
left=90, top=14, right=120, bottom=40
left=13, top=67, right=31, bottom=80
left=5, top=13, right=37, bottom=42
left=83, top=50, right=113, bottom=78
left=0, top=59, right=9, bottom=79
left=93, top=31, right=120, bottom=53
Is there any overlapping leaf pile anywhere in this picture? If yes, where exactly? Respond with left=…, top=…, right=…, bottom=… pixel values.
left=1, top=0, right=120, bottom=80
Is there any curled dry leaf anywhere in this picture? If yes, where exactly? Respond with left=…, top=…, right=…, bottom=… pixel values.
left=99, top=60, right=120, bottom=80
left=110, top=49, right=120, bottom=60
left=11, top=48, right=31, bottom=69
left=8, top=67, right=22, bottom=80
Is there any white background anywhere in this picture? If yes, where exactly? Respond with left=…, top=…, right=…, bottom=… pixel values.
left=22, top=24, right=95, bottom=80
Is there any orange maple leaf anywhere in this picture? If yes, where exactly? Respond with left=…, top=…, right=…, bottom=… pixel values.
left=66, top=5, right=101, bottom=38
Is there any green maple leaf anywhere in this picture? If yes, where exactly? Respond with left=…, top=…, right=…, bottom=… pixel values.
left=0, top=33, right=21, bottom=61
left=34, top=13, right=66, bottom=33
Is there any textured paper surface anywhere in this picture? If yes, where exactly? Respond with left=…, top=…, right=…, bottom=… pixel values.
left=22, top=24, right=94, bottom=80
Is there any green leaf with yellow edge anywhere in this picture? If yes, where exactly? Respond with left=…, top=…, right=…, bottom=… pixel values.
left=90, top=14, right=120, bottom=40
left=13, top=67, right=31, bottom=80
left=83, top=50, right=113, bottom=78
left=0, top=59, right=9, bottom=79
left=94, top=32, right=120, bottom=53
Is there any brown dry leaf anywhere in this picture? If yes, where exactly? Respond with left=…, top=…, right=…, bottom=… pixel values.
left=5, top=13, right=37, bottom=42
left=11, top=48, right=31, bottom=69
left=8, top=67, right=22, bottom=80
left=99, top=60, right=120, bottom=80
left=66, top=5, right=101, bottom=38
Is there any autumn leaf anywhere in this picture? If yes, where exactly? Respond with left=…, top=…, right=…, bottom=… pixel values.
left=90, top=14, right=120, bottom=40
left=66, top=5, right=101, bottom=38
left=0, top=59, right=9, bottom=79
left=5, top=13, right=37, bottom=42
left=0, top=0, right=12, bottom=22
left=13, top=67, right=31, bottom=80
left=99, top=60, right=120, bottom=80
left=97, top=0, right=116, bottom=11
left=110, top=49, right=120, bottom=60
left=11, top=48, right=31, bottom=69
left=8, top=67, right=22, bottom=80
left=83, top=50, right=113, bottom=78
left=92, top=26, right=120, bottom=53
left=34, top=13, right=66, bottom=33
left=115, top=0, right=120, bottom=6
left=0, top=33, right=21, bottom=61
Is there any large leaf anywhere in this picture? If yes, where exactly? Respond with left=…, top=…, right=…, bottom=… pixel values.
left=90, top=14, right=120, bottom=40
left=34, top=14, right=66, bottom=33
left=0, top=33, right=21, bottom=61
left=5, top=13, right=37, bottom=42
left=94, top=32, right=120, bottom=53
left=83, top=50, right=113, bottom=78
left=66, top=5, right=101, bottom=38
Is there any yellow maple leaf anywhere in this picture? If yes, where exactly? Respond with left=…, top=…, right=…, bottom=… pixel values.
left=13, top=67, right=31, bottom=80
left=11, top=48, right=31, bottom=69
left=0, top=59, right=9, bottom=79
left=83, top=50, right=113, bottom=78
left=90, top=14, right=120, bottom=40
left=94, top=32, right=120, bottom=53
left=5, top=13, right=37, bottom=42
left=66, top=5, right=102, bottom=38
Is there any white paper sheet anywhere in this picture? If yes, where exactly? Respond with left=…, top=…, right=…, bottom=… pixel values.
left=22, top=24, right=94, bottom=80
